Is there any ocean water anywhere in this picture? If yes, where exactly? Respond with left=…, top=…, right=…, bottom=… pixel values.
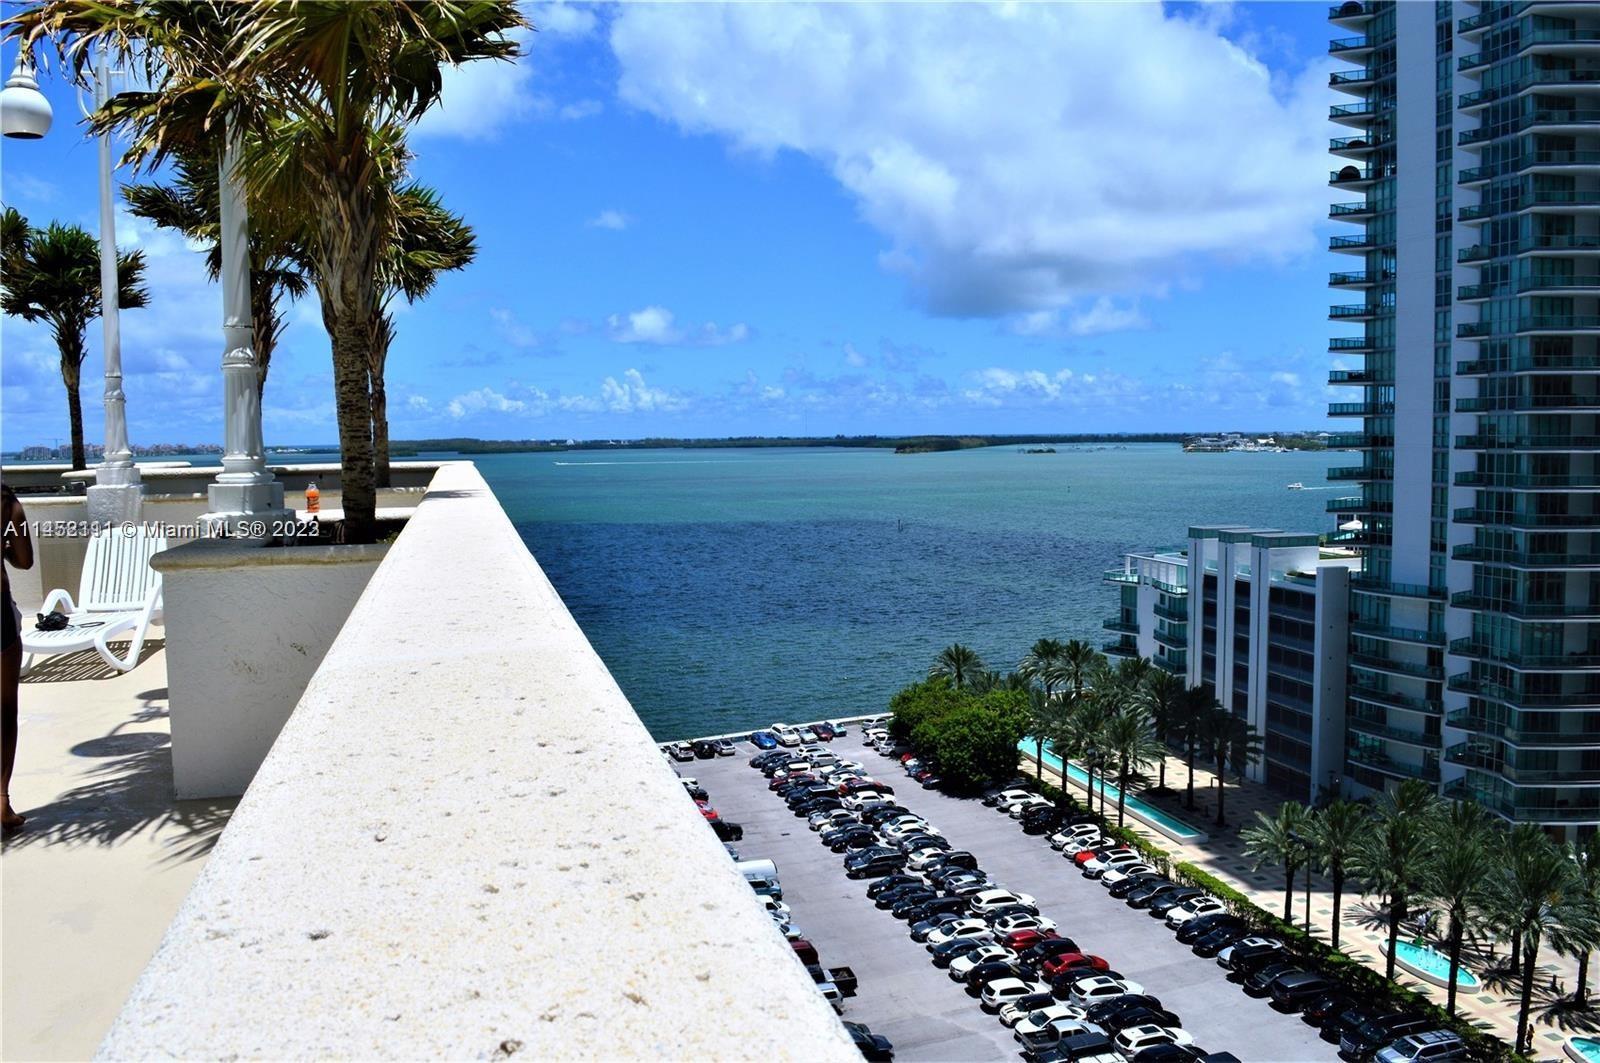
left=478, top=443, right=1351, bottom=741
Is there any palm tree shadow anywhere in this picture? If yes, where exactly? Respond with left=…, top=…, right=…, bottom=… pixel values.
left=2, top=692, right=234, bottom=864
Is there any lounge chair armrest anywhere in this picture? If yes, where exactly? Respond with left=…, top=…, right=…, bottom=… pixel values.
left=39, top=588, right=77, bottom=615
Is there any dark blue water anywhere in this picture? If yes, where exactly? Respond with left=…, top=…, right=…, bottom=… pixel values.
left=475, top=444, right=1349, bottom=740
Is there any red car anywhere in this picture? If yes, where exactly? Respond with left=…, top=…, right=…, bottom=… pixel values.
left=771, top=773, right=815, bottom=791
left=1002, top=929, right=1061, bottom=951
left=839, top=778, right=892, bottom=795
left=694, top=800, right=720, bottom=822
left=1040, top=952, right=1110, bottom=978
left=1074, top=845, right=1132, bottom=866
left=899, top=752, right=916, bottom=763
left=792, top=939, right=819, bottom=966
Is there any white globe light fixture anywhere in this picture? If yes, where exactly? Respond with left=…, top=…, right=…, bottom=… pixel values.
left=1, top=51, right=52, bottom=139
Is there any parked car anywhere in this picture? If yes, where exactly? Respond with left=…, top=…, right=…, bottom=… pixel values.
left=812, top=722, right=837, bottom=741
left=1067, top=976, right=1146, bottom=1008
left=982, top=977, right=1052, bottom=1013
left=1191, top=923, right=1251, bottom=958
left=1002, top=928, right=1060, bottom=952
left=1008, top=796, right=1053, bottom=818
left=1095, top=1005, right=1182, bottom=1035
left=949, top=944, right=1017, bottom=981
left=1076, top=845, right=1134, bottom=868
left=910, top=912, right=967, bottom=943
left=1175, top=913, right=1247, bottom=945
left=965, top=960, right=1026, bottom=993
left=1217, top=937, right=1287, bottom=974
left=891, top=891, right=944, bottom=919
left=1018, top=937, right=1085, bottom=965
left=1041, top=952, right=1111, bottom=979
left=1301, top=991, right=1353, bottom=1028
left=689, top=739, right=717, bottom=759
left=1242, top=960, right=1300, bottom=997
left=714, top=738, right=736, bottom=756
left=1269, top=970, right=1335, bottom=1012
left=923, top=850, right=979, bottom=874
left=1114, top=1026, right=1194, bottom=1058
left=1108, top=873, right=1165, bottom=899
left=750, top=730, right=779, bottom=749
left=875, top=883, right=933, bottom=910
left=845, top=848, right=907, bottom=879
left=930, top=935, right=992, bottom=968
left=711, top=819, right=743, bottom=842
left=1341, top=1014, right=1431, bottom=1061
left=1147, top=888, right=1205, bottom=917
left=668, top=742, right=695, bottom=761
left=810, top=808, right=857, bottom=832
left=1165, top=896, right=1227, bottom=927
left=1125, top=880, right=1186, bottom=910
left=926, top=919, right=994, bottom=950
left=970, top=889, right=1038, bottom=914
left=993, top=913, right=1057, bottom=936
left=866, top=872, right=922, bottom=899
left=1000, top=993, right=1065, bottom=1028
left=1085, top=995, right=1166, bottom=1027
left=906, top=895, right=969, bottom=923
left=791, top=939, right=819, bottom=965
left=1373, top=1030, right=1466, bottom=1063
left=843, top=1021, right=893, bottom=1061
left=1321, top=1002, right=1384, bottom=1044
left=1035, top=1031, right=1121, bottom=1063
left=1101, top=863, right=1159, bottom=889
left=1014, top=1003, right=1097, bottom=1042
left=1049, top=823, right=1102, bottom=850
left=1085, top=851, right=1147, bottom=880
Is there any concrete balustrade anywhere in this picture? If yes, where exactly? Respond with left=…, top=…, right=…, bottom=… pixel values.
left=98, top=461, right=856, bottom=1060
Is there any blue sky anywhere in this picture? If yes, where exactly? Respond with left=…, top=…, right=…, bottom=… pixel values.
left=1, top=1, right=1347, bottom=449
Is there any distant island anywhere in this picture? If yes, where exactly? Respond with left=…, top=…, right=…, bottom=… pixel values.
left=1020, top=447, right=1057, bottom=454
left=386, top=432, right=1326, bottom=457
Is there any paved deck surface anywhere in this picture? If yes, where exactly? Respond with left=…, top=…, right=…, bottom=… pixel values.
left=690, top=739, right=1339, bottom=1063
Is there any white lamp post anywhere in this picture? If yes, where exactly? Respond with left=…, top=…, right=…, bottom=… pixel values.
left=200, top=125, right=291, bottom=538
left=3, top=46, right=142, bottom=523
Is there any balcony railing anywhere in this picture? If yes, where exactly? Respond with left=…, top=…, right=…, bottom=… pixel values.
left=1330, top=269, right=1392, bottom=286
left=1350, top=576, right=1441, bottom=599
left=1458, top=352, right=1600, bottom=374
left=1450, top=673, right=1600, bottom=708
left=1103, top=640, right=1139, bottom=658
left=1103, top=618, right=1139, bottom=634
left=1447, top=711, right=1600, bottom=747
left=1453, top=470, right=1600, bottom=488
left=1153, top=601, right=1188, bottom=623
left=1328, top=35, right=1372, bottom=53
left=1329, top=234, right=1375, bottom=251
left=1348, top=716, right=1438, bottom=748
left=1452, top=543, right=1600, bottom=567
left=1329, top=68, right=1376, bottom=89
left=1329, top=304, right=1381, bottom=319
left=1327, top=369, right=1371, bottom=385
left=1445, top=781, right=1600, bottom=824
left=1450, top=639, right=1600, bottom=669
left=1454, top=508, right=1600, bottom=529
left=1351, top=621, right=1444, bottom=645
left=1328, top=337, right=1377, bottom=352
left=1103, top=568, right=1140, bottom=585
left=1456, top=395, right=1600, bottom=412
left=1347, top=747, right=1440, bottom=782
left=1519, top=274, right=1600, bottom=294
left=1329, top=463, right=1391, bottom=480
left=1350, top=652, right=1445, bottom=680
left=1446, top=743, right=1600, bottom=785
left=1325, top=494, right=1367, bottom=511
left=1153, top=627, right=1187, bottom=649
left=1456, top=434, right=1600, bottom=450
left=1349, top=683, right=1444, bottom=716
left=1451, top=592, right=1600, bottom=619
left=1329, top=400, right=1393, bottom=415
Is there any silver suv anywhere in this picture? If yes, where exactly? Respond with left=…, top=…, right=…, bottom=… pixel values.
left=1374, top=1030, right=1467, bottom=1063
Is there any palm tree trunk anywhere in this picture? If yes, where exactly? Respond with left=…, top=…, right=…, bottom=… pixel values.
left=1186, top=738, right=1197, bottom=810
left=1384, top=894, right=1404, bottom=980
left=330, top=312, right=378, bottom=543
left=372, top=370, right=391, bottom=490
left=65, top=375, right=85, bottom=471
left=1510, top=929, right=1522, bottom=972
left=253, top=279, right=276, bottom=400
left=1035, top=737, right=1044, bottom=786
left=1518, top=937, right=1539, bottom=1054
left=1578, top=951, right=1590, bottom=1006
left=1331, top=869, right=1345, bottom=949
left=1214, top=754, right=1227, bottom=827
left=1446, top=917, right=1464, bottom=1015
left=1283, top=861, right=1294, bottom=922
left=1117, top=762, right=1128, bottom=828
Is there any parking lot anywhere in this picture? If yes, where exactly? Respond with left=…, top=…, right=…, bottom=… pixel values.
left=688, top=736, right=1340, bottom=1062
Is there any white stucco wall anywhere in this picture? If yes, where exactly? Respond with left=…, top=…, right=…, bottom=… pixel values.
left=98, top=461, right=856, bottom=1060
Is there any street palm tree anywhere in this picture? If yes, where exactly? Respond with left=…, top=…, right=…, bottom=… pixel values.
left=1113, top=655, right=1151, bottom=690
left=1057, top=639, right=1099, bottom=699
left=1350, top=779, right=1436, bottom=980
left=1572, top=832, right=1600, bottom=1006
left=1491, top=824, right=1600, bottom=1053
left=1018, top=637, right=1067, bottom=698
left=1139, top=669, right=1184, bottom=791
left=122, top=150, right=311, bottom=398
left=929, top=644, right=983, bottom=689
left=1102, top=707, right=1164, bottom=829
left=1024, top=686, right=1065, bottom=786
left=1422, top=800, right=1495, bottom=1015
left=1051, top=695, right=1106, bottom=814
left=1, top=207, right=147, bottom=470
left=1242, top=800, right=1311, bottom=922
left=370, top=181, right=475, bottom=487
left=14, top=0, right=529, bottom=541
left=1308, top=799, right=1371, bottom=950
left=1179, top=685, right=1214, bottom=811
left=1200, top=707, right=1261, bottom=828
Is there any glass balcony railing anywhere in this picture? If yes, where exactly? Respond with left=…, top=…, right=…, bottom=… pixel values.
left=1456, top=433, right=1600, bottom=450
left=1328, top=35, right=1371, bottom=53
left=1347, top=747, right=1440, bottom=782
left=1325, top=433, right=1387, bottom=447
left=1458, top=317, right=1600, bottom=337
left=1459, top=165, right=1493, bottom=185
left=1329, top=166, right=1393, bottom=185
left=1450, top=639, right=1600, bottom=669
left=1327, top=369, right=1371, bottom=384
left=1103, top=618, right=1139, bottom=634
left=1524, top=28, right=1600, bottom=47
left=1523, top=234, right=1600, bottom=253
left=1103, top=568, right=1139, bottom=585
left=1453, top=470, right=1600, bottom=488
left=1153, top=601, right=1188, bottom=623
left=1451, top=593, right=1600, bottom=619
left=1351, top=621, right=1444, bottom=645
left=1452, top=543, right=1600, bottom=567
left=1328, top=234, right=1374, bottom=251
left=1457, top=352, right=1600, bottom=374
left=1328, top=337, right=1377, bottom=351
left=1103, top=640, right=1138, bottom=658
left=1448, top=711, right=1600, bottom=748
left=1329, top=201, right=1375, bottom=218
left=1325, top=494, right=1367, bottom=512
left=1457, top=282, right=1499, bottom=299
left=1153, top=627, right=1187, bottom=649
left=1328, top=2, right=1369, bottom=21
left=1329, top=102, right=1378, bottom=122
left=1458, top=52, right=1487, bottom=72
left=1329, top=400, right=1393, bottom=415
left=1457, top=321, right=1493, bottom=337
left=1446, top=743, right=1600, bottom=785
left=1350, top=576, right=1440, bottom=599
left=1329, top=68, right=1376, bottom=89
left=1328, top=464, right=1391, bottom=480
left=1349, top=716, right=1437, bottom=747
left=1454, top=508, right=1600, bottom=529
left=1445, top=781, right=1600, bottom=823
left=1456, top=395, right=1600, bottom=412
left=1350, top=652, right=1445, bottom=680
left=1349, top=683, right=1443, bottom=716
left=1519, top=275, right=1600, bottom=294
left=1449, top=674, right=1600, bottom=708
left=1329, top=304, right=1381, bottom=318
left=1330, top=269, right=1392, bottom=286
left=1330, top=135, right=1381, bottom=153
left=1522, top=150, right=1600, bottom=170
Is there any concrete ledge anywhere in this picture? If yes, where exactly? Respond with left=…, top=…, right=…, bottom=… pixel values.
left=99, top=462, right=856, bottom=1060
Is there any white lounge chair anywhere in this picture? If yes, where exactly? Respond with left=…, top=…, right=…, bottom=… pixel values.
left=21, top=528, right=167, bottom=674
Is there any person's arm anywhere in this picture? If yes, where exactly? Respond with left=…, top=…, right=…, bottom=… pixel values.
left=2, top=489, right=32, bottom=571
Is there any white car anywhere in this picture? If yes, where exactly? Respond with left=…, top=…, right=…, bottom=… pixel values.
left=1012, top=1003, right=1090, bottom=1039
left=1114, top=1025, right=1194, bottom=1057
left=992, top=912, right=1058, bottom=935
left=1081, top=849, right=1142, bottom=876
left=907, top=847, right=951, bottom=872
left=775, top=921, right=802, bottom=940
left=1049, top=824, right=1100, bottom=850
left=1067, top=976, right=1145, bottom=1008
left=1166, top=896, right=1227, bottom=928
left=969, top=889, right=1038, bottom=914
left=810, top=809, right=856, bottom=831
left=1001, top=997, right=1080, bottom=1029
left=775, top=730, right=801, bottom=748
left=1100, top=863, right=1158, bottom=887
left=981, top=977, right=1051, bottom=1013
left=1008, top=796, right=1052, bottom=818
left=841, top=791, right=890, bottom=811
left=925, top=919, right=992, bottom=949
left=798, top=727, right=819, bottom=743
left=993, top=789, right=1035, bottom=810
left=948, top=944, right=1016, bottom=981
left=761, top=896, right=791, bottom=921
left=1061, top=833, right=1105, bottom=856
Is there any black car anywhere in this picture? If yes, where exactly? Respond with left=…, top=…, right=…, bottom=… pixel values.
left=875, top=883, right=933, bottom=909
left=1004, top=991, right=1057, bottom=1022
left=1321, top=1002, right=1382, bottom=1044
left=930, top=936, right=990, bottom=967
left=891, top=891, right=942, bottom=919
left=896, top=833, right=951, bottom=854
left=909, top=912, right=966, bottom=942
left=1191, top=924, right=1250, bottom=958
left=1097, top=1005, right=1182, bottom=1034
left=711, top=820, right=743, bottom=841
left=1301, top=991, right=1352, bottom=1027
left=846, top=847, right=907, bottom=879
left=795, top=797, right=843, bottom=817
left=925, top=850, right=979, bottom=873
left=1147, top=888, right=1205, bottom=916
left=822, top=824, right=872, bottom=846
left=980, top=904, right=1041, bottom=925
left=965, top=960, right=1024, bottom=991
left=1085, top=995, right=1165, bottom=1026
left=1021, top=811, right=1065, bottom=835
left=866, top=873, right=921, bottom=899
left=862, top=805, right=912, bottom=826
left=1108, top=873, right=1165, bottom=899
left=1243, top=960, right=1300, bottom=997
left=1048, top=1032, right=1119, bottom=1063
left=1339, top=1013, right=1430, bottom=1060
left=905, top=896, right=968, bottom=924
left=844, top=1021, right=893, bottom=1061
left=1269, top=970, right=1334, bottom=1011
left=1219, top=938, right=1287, bottom=973
left=1175, top=913, right=1246, bottom=944
left=1048, top=968, right=1127, bottom=997
left=1131, top=1045, right=1205, bottom=1063
left=1018, top=937, right=1083, bottom=965
left=691, top=739, right=719, bottom=759
left=1125, top=880, right=1184, bottom=909
left=750, top=750, right=788, bottom=768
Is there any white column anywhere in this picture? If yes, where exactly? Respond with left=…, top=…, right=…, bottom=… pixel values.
left=85, top=46, right=143, bottom=526
left=201, top=123, right=291, bottom=538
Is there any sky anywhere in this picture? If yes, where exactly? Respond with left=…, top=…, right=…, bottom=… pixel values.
left=0, top=1, right=1348, bottom=449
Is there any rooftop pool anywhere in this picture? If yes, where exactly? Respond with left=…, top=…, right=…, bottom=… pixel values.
left=1022, top=740, right=1208, bottom=843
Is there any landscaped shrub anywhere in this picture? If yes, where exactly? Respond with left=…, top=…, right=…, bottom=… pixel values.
left=887, top=680, right=1026, bottom=793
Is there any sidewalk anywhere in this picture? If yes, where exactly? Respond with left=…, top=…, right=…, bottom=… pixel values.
left=1025, top=750, right=1594, bottom=1060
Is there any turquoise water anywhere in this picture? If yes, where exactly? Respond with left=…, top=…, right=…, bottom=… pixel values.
left=1569, top=1038, right=1600, bottom=1063
left=473, top=443, right=1349, bottom=739
left=1393, top=940, right=1481, bottom=988
left=1026, top=739, right=1207, bottom=841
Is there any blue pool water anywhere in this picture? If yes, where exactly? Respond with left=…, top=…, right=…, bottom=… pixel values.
left=1569, top=1038, right=1600, bottom=1063
left=1025, top=739, right=1207, bottom=842
left=1393, top=940, right=1480, bottom=988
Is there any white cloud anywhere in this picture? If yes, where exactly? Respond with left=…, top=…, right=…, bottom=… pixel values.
left=601, top=368, right=685, bottom=413
left=610, top=4, right=1332, bottom=316
left=1066, top=297, right=1149, bottom=337
left=490, top=307, right=542, bottom=349
left=559, top=99, right=604, bottom=121
left=415, top=28, right=540, bottom=141
left=605, top=305, right=750, bottom=346
left=532, top=1, right=599, bottom=38
left=437, top=369, right=685, bottom=421
left=843, top=342, right=868, bottom=368
left=446, top=387, right=528, bottom=419
left=587, top=209, right=631, bottom=231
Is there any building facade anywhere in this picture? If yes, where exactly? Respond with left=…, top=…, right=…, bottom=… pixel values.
left=1104, top=528, right=1356, bottom=804
left=1330, top=0, right=1600, bottom=838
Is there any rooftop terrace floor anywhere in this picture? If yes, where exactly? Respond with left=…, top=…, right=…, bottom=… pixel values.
left=1, top=635, right=235, bottom=1060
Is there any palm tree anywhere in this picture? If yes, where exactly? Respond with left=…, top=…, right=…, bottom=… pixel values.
left=1179, top=685, right=1214, bottom=810
left=1139, top=669, right=1184, bottom=791
left=1242, top=800, right=1310, bottom=922
left=1113, top=655, right=1152, bottom=690
left=370, top=182, right=475, bottom=487
left=17, top=0, right=529, bottom=541
left=1350, top=779, right=1436, bottom=980
left=1051, top=695, right=1106, bottom=814
left=1308, top=799, right=1371, bottom=950
left=1422, top=800, right=1495, bottom=1015
left=1018, top=638, right=1067, bottom=697
left=1102, top=708, right=1163, bottom=829
left=1057, top=639, right=1099, bottom=699
left=1023, top=686, right=1065, bottom=786
left=1, top=207, right=147, bottom=470
left=1200, top=707, right=1261, bottom=828
left=123, top=151, right=311, bottom=398
left=1572, top=832, right=1600, bottom=1006
left=929, top=644, right=984, bottom=689
left=1491, top=824, right=1600, bottom=1053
